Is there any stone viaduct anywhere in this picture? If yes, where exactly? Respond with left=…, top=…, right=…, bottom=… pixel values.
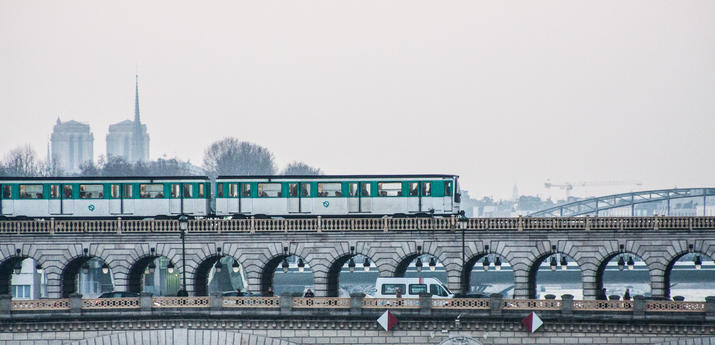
left=1, top=216, right=714, bottom=300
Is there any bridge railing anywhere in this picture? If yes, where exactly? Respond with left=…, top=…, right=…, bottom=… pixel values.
left=4, top=296, right=712, bottom=315
left=1, top=216, right=714, bottom=234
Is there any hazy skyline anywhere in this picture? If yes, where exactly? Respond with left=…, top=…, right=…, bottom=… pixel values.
left=2, top=1, right=714, bottom=200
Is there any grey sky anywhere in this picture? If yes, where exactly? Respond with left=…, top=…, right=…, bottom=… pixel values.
left=1, top=0, right=714, bottom=200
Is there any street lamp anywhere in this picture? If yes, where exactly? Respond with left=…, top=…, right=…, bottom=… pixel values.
left=550, top=256, right=557, bottom=271
left=627, top=256, right=635, bottom=270
left=232, top=260, right=240, bottom=273
left=694, top=255, right=702, bottom=270
left=297, top=258, right=305, bottom=273
left=494, top=257, right=502, bottom=271
left=348, top=258, right=356, bottom=272
left=35, top=264, right=43, bottom=274
left=101, top=263, right=109, bottom=274
left=282, top=258, right=290, bottom=273
left=617, top=256, right=626, bottom=271
left=167, top=261, right=175, bottom=274
left=428, top=257, right=436, bottom=272
left=179, top=215, right=188, bottom=293
left=560, top=256, right=568, bottom=271
left=415, top=257, right=423, bottom=273
left=13, top=261, right=22, bottom=275
left=482, top=257, right=490, bottom=271
left=363, top=257, right=370, bottom=272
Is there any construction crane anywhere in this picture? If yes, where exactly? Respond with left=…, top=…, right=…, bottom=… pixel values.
left=544, top=179, right=643, bottom=200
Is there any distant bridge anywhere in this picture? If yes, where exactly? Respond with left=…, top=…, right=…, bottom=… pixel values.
left=529, top=187, right=715, bottom=217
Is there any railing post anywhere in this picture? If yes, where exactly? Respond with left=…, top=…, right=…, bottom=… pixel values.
left=317, top=216, right=322, bottom=233
left=632, top=295, right=645, bottom=319
left=69, top=293, right=82, bottom=313
left=705, top=296, right=715, bottom=320
left=383, top=216, right=389, bottom=232
left=210, top=292, right=223, bottom=310
left=653, top=215, right=659, bottom=230
left=0, top=294, right=11, bottom=314
left=517, top=216, right=523, bottom=231
left=419, top=293, right=432, bottom=316
left=50, top=218, right=55, bottom=235
left=280, top=294, right=293, bottom=314
left=584, top=216, right=591, bottom=231
left=490, top=293, right=503, bottom=317
left=140, top=292, right=153, bottom=311
left=250, top=216, right=255, bottom=234
left=350, top=293, right=365, bottom=314
left=117, top=217, right=122, bottom=234
left=560, top=294, right=574, bottom=316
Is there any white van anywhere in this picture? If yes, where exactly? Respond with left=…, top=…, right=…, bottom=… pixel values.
left=374, top=277, right=453, bottom=299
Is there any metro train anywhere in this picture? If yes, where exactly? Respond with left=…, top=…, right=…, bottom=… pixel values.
left=0, top=174, right=461, bottom=219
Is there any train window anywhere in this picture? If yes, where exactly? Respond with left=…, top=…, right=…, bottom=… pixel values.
left=140, top=184, right=164, bottom=198
left=301, top=183, right=310, bottom=197
left=422, top=182, right=431, bottom=196
left=362, top=183, right=371, bottom=197
left=198, top=184, right=205, bottom=198
left=183, top=184, right=193, bottom=198
left=50, top=185, right=60, bottom=199
left=409, top=183, right=419, bottom=196
left=258, top=183, right=281, bottom=197
left=111, top=185, right=120, bottom=198
left=79, top=184, right=104, bottom=199
left=349, top=183, right=358, bottom=197
left=19, top=185, right=43, bottom=199
left=289, top=183, right=298, bottom=197
left=409, top=284, right=428, bottom=295
left=124, top=185, right=133, bottom=198
left=444, top=182, right=452, bottom=196
left=378, top=182, right=402, bottom=197
left=318, top=183, right=342, bottom=197
left=381, top=284, right=406, bottom=295
left=2, top=185, right=10, bottom=198
left=216, top=183, right=223, bottom=197
left=228, top=183, right=237, bottom=197
left=171, top=184, right=180, bottom=198
left=63, top=185, right=73, bottom=199
left=242, top=184, right=251, bottom=197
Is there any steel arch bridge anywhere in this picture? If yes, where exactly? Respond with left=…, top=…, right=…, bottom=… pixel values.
left=528, top=187, right=715, bottom=217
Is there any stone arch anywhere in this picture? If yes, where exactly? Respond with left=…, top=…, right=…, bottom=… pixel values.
left=325, top=242, right=381, bottom=297
left=392, top=242, right=446, bottom=277
left=67, top=328, right=301, bottom=345
left=595, top=249, right=651, bottom=298
left=662, top=242, right=715, bottom=299
left=0, top=252, right=34, bottom=296
left=527, top=252, right=582, bottom=299
left=259, top=244, right=314, bottom=296
left=461, top=240, right=512, bottom=295
left=126, top=246, right=176, bottom=294
left=524, top=241, right=583, bottom=299
left=193, top=253, right=243, bottom=296
left=60, top=254, right=111, bottom=297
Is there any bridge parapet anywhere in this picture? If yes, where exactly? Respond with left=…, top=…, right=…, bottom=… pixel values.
left=1, top=216, right=714, bottom=234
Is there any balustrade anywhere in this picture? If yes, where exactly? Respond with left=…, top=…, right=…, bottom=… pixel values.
left=1, top=216, right=714, bottom=234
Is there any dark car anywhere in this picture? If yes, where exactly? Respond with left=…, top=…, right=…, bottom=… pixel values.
left=98, top=291, right=140, bottom=298
left=222, top=291, right=261, bottom=297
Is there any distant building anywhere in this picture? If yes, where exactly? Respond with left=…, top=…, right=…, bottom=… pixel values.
left=50, top=118, right=94, bottom=174
left=106, top=75, right=150, bottom=163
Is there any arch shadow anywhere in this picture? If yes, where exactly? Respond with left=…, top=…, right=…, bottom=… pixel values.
left=527, top=253, right=581, bottom=299
left=61, top=256, right=96, bottom=297
left=127, top=255, right=159, bottom=294
left=462, top=254, right=513, bottom=296
left=0, top=255, right=30, bottom=295
left=260, top=254, right=312, bottom=296
left=326, top=254, right=375, bottom=297
left=194, top=254, right=221, bottom=296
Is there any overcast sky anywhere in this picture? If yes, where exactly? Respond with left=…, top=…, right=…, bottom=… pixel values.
left=1, top=0, right=714, bottom=200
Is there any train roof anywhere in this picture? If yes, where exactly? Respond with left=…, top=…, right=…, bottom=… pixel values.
left=0, top=176, right=209, bottom=181
left=217, top=174, right=459, bottom=179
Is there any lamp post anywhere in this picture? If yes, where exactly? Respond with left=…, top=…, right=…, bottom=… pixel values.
left=458, top=215, right=468, bottom=293
left=179, top=215, right=188, bottom=294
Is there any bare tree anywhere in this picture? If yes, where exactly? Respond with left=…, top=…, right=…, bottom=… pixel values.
left=282, top=161, right=323, bottom=175
left=203, top=138, right=276, bottom=177
left=2, top=145, right=45, bottom=176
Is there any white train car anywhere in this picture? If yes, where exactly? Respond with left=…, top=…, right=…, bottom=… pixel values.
left=215, top=175, right=460, bottom=217
left=0, top=176, right=210, bottom=219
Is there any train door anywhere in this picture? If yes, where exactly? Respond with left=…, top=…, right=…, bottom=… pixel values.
left=348, top=183, right=359, bottom=213
left=109, top=184, right=122, bottom=214
left=300, top=183, right=312, bottom=213
left=169, top=184, right=182, bottom=214
left=287, top=183, right=299, bottom=213
left=48, top=184, right=61, bottom=214
left=226, top=183, right=239, bottom=214
left=1, top=184, right=12, bottom=215
left=407, top=182, right=421, bottom=213
left=420, top=182, right=433, bottom=212
left=61, top=184, right=74, bottom=215
left=359, top=182, right=372, bottom=213
left=122, top=184, right=134, bottom=214
left=443, top=181, right=453, bottom=212
left=239, top=183, right=253, bottom=214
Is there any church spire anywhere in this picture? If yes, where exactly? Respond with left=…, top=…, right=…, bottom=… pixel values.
left=134, top=74, right=140, bottom=125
